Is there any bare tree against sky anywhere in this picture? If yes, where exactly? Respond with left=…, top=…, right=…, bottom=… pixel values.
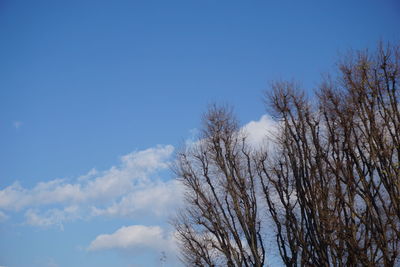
left=173, top=42, right=399, bottom=266
left=172, top=106, right=265, bottom=266
left=260, top=43, right=400, bottom=266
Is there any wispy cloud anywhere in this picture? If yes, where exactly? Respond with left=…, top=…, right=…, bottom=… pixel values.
left=13, top=121, right=22, bottom=129
left=25, top=206, right=80, bottom=230
left=0, top=210, right=8, bottom=222
left=46, top=258, right=59, bottom=267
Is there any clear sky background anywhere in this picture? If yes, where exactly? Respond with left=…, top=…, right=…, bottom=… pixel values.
left=0, top=1, right=399, bottom=266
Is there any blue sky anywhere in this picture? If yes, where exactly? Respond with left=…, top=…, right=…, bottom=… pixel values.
left=0, top=0, right=399, bottom=266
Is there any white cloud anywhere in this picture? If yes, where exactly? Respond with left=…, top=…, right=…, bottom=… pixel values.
left=242, top=114, right=278, bottom=148
left=91, top=179, right=183, bottom=218
left=0, top=115, right=278, bottom=228
left=88, top=225, right=176, bottom=252
left=0, top=179, right=84, bottom=211
left=0, top=145, right=176, bottom=227
left=25, top=206, right=80, bottom=230
left=184, top=115, right=278, bottom=152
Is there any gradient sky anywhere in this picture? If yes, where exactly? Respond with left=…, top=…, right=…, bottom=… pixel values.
left=0, top=1, right=399, bottom=266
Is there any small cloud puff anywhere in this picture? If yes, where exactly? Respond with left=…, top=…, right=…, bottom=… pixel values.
left=13, top=121, right=22, bottom=129
left=88, top=225, right=177, bottom=252
left=242, top=114, right=278, bottom=148
left=0, top=210, right=8, bottom=222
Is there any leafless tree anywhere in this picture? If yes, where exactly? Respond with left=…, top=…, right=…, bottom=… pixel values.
left=172, top=106, right=265, bottom=267
left=259, top=43, right=400, bottom=266
left=173, top=42, right=399, bottom=267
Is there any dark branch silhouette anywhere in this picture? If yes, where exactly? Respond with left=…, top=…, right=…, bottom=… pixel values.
left=173, top=43, right=400, bottom=266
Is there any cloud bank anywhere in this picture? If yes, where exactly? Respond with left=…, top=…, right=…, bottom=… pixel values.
left=0, top=115, right=277, bottom=257
left=0, top=145, right=181, bottom=227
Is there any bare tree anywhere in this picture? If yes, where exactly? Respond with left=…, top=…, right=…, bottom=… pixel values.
left=260, top=43, right=400, bottom=266
left=172, top=106, right=265, bottom=267
left=173, top=42, right=399, bottom=267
